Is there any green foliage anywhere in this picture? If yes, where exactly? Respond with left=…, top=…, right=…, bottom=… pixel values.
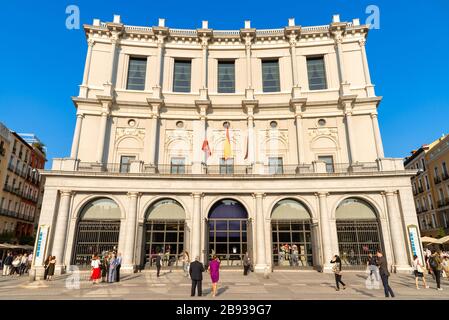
left=437, top=227, right=446, bottom=239
left=0, top=232, right=15, bottom=243
left=18, top=235, right=35, bottom=246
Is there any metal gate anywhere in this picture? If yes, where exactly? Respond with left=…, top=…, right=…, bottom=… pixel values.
left=71, top=220, right=120, bottom=267
left=336, top=220, right=383, bottom=269
left=271, top=220, right=314, bottom=269
left=207, top=218, right=248, bottom=267
left=143, top=220, right=185, bottom=268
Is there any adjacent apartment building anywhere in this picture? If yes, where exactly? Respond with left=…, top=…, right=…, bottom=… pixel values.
left=32, top=14, right=420, bottom=279
left=405, top=134, right=449, bottom=237
left=0, top=122, right=46, bottom=241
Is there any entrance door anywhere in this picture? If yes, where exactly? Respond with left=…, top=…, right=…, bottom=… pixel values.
left=207, top=199, right=249, bottom=267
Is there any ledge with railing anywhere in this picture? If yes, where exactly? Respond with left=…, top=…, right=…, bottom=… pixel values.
left=50, top=158, right=410, bottom=177
left=434, top=176, right=442, bottom=184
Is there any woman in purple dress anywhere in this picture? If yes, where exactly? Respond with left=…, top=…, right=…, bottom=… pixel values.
left=208, top=255, right=220, bottom=297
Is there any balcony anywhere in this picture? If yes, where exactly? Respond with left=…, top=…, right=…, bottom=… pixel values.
left=418, top=187, right=424, bottom=194
left=49, top=160, right=397, bottom=177
left=443, top=172, right=449, bottom=181
left=434, top=176, right=442, bottom=184
left=0, top=146, right=5, bottom=156
left=7, top=163, right=15, bottom=172
left=438, top=200, right=446, bottom=208
left=3, top=184, right=12, bottom=193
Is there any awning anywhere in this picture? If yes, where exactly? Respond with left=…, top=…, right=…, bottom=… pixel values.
left=0, top=243, right=34, bottom=250
left=437, top=235, right=449, bottom=244
left=421, top=236, right=440, bottom=244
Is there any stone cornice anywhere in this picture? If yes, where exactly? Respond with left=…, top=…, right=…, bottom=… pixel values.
left=83, top=19, right=369, bottom=47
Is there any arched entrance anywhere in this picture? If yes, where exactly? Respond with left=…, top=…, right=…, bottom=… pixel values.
left=72, top=198, right=121, bottom=267
left=143, top=199, right=185, bottom=269
left=336, top=198, right=383, bottom=269
left=271, top=199, right=314, bottom=268
left=206, top=199, right=250, bottom=267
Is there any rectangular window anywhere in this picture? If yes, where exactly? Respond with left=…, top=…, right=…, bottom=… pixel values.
left=425, top=175, right=430, bottom=190
left=219, top=158, right=234, bottom=174
left=170, top=157, right=185, bottom=174
left=268, top=157, right=283, bottom=174
left=173, top=60, right=192, bottom=92
left=307, top=56, right=327, bottom=90
left=443, top=162, right=448, bottom=178
left=217, top=61, right=235, bottom=93
left=421, top=158, right=426, bottom=171
left=262, top=60, right=280, bottom=92
left=429, top=195, right=434, bottom=210
left=318, top=155, right=334, bottom=173
left=119, top=155, right=136, bottom=173
left=126, top=57, right=147, bottom=90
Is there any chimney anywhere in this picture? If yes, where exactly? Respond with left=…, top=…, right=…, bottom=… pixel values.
left=352, top=18, right=360, bottom=26
left=244, top=20, right=251, bottom=29
left=288, top=18, right=295, bottom=27
left=202, top=20, right=208, bottom=29
left=93, top=19, right=100, bottom=26
left=113, top=15, right=121, bottom=24
left=158, top=18, right=165, bottom=27
left=332, top=14, right=340, bottom=23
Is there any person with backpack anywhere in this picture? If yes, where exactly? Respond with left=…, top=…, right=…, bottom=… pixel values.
left=429, top=250, right=443, bottom=291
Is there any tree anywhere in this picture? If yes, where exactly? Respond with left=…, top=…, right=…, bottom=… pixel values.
left=437, top=227, right=446, bottom=239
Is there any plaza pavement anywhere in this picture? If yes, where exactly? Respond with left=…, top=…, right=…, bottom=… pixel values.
left=0, top=269, right=448, bottom=300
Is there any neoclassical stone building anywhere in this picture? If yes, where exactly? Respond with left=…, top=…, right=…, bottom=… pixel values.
left=33, top=14, right=420, bottom=278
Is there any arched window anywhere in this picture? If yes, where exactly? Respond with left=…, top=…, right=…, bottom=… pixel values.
left=335, top=198, right=383, bottom=269
left=271, top=199, right=314, bottom=268
left=72, top=198, right=121, bottom=267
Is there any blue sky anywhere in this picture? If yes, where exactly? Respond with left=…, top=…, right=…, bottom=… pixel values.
left=1, top=1, right=448, bottom=168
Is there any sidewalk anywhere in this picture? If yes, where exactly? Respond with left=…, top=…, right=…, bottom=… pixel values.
left=0, top=270, right=447, bottom=300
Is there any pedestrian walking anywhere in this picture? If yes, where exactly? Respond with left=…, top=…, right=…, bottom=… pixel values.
left=46, top=256, right=56, bottom=281
left=182, top=251, right=190, bottom=277
left=108, top=253, right=117, bottom=283
left=189, top=256, right=205, bottom=297
left=376, top=250, right=395, bottom=298
left=243, top=252, right=251, bottom=276
left=412, top=254, right=429, bottom=289
left=208, top=255, right=220, bottom=297
left=155, top=252, right=162, bottom=277
left=115, top=253, right=122, bottom=282
left=19, top=253, right=28, bottom=275
left=367, top=253, right=379, bottom=282
left=429, top=250, right=443, bottom=291
left=90, top=255, right=101, bottom=284
left=43, top=255, right=51, bottom=280
left=11, top=254, right=21, bottom=276
left=101, top=253, right=109, bottom=283
left=330, top=255, right=346, bottom=291
left=2, top=252, right=12, bottom=276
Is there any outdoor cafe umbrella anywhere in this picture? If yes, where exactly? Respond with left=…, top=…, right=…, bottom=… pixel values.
left=421, top=236, right=440, bottom=244
left=437, top=235, right=449, bottom=244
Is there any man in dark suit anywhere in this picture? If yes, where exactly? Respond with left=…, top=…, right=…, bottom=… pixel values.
left=189, top=256, right=205, bottom=297
left=155, top=252, right=162, bottom=277
left=376, top=250, right=395, bottom=298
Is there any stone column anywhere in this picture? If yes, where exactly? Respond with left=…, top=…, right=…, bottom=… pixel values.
left=191, top=193, right=202, bottom=261
left=244, top=36, right=253, bottom=89
left=70, top=113, right=84, bottom=159
left=96, top=102, right=110, bottom=164
left=290, top=100, right=307, bottom=166
left=247, top=115, right=255, bottom=164
left=254, top=193, right=267, bottom=272
left=371, top=113, right=385, bottom=159
left=122, top=192, right=139, bottom=271
left=333, top=32, right=346, bottom=85
left=52, top=190, right=72, bottom=274
left=79, top=39, right=94, bottom=97
left=288, top=35, right=299, bottom=87
left=317, top=192, right=333, bottom=272
left=145, top=101, right=161, bottom=167
left=201, top=37, right=209, bottom=89
left=359, top=39, right=375, bottom=96
left=155, top=35, right=165, bottom=88
left=344, top=107, right=357, bottom=164
left=384, top=191, right=410, bottom=272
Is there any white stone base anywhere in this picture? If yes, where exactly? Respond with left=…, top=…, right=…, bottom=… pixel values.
left=254, top=264, right=268, bottom=273
left=394, top=265, right=413, bottom=274
left=55, top=265, right=67, bottom=276
left=322, top=264, right=334, bottom=273
left=120, top=264, right=136, bottom=273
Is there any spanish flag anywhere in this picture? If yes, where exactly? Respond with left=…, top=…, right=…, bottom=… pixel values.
left=224, top=127, right=232, bottom=160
